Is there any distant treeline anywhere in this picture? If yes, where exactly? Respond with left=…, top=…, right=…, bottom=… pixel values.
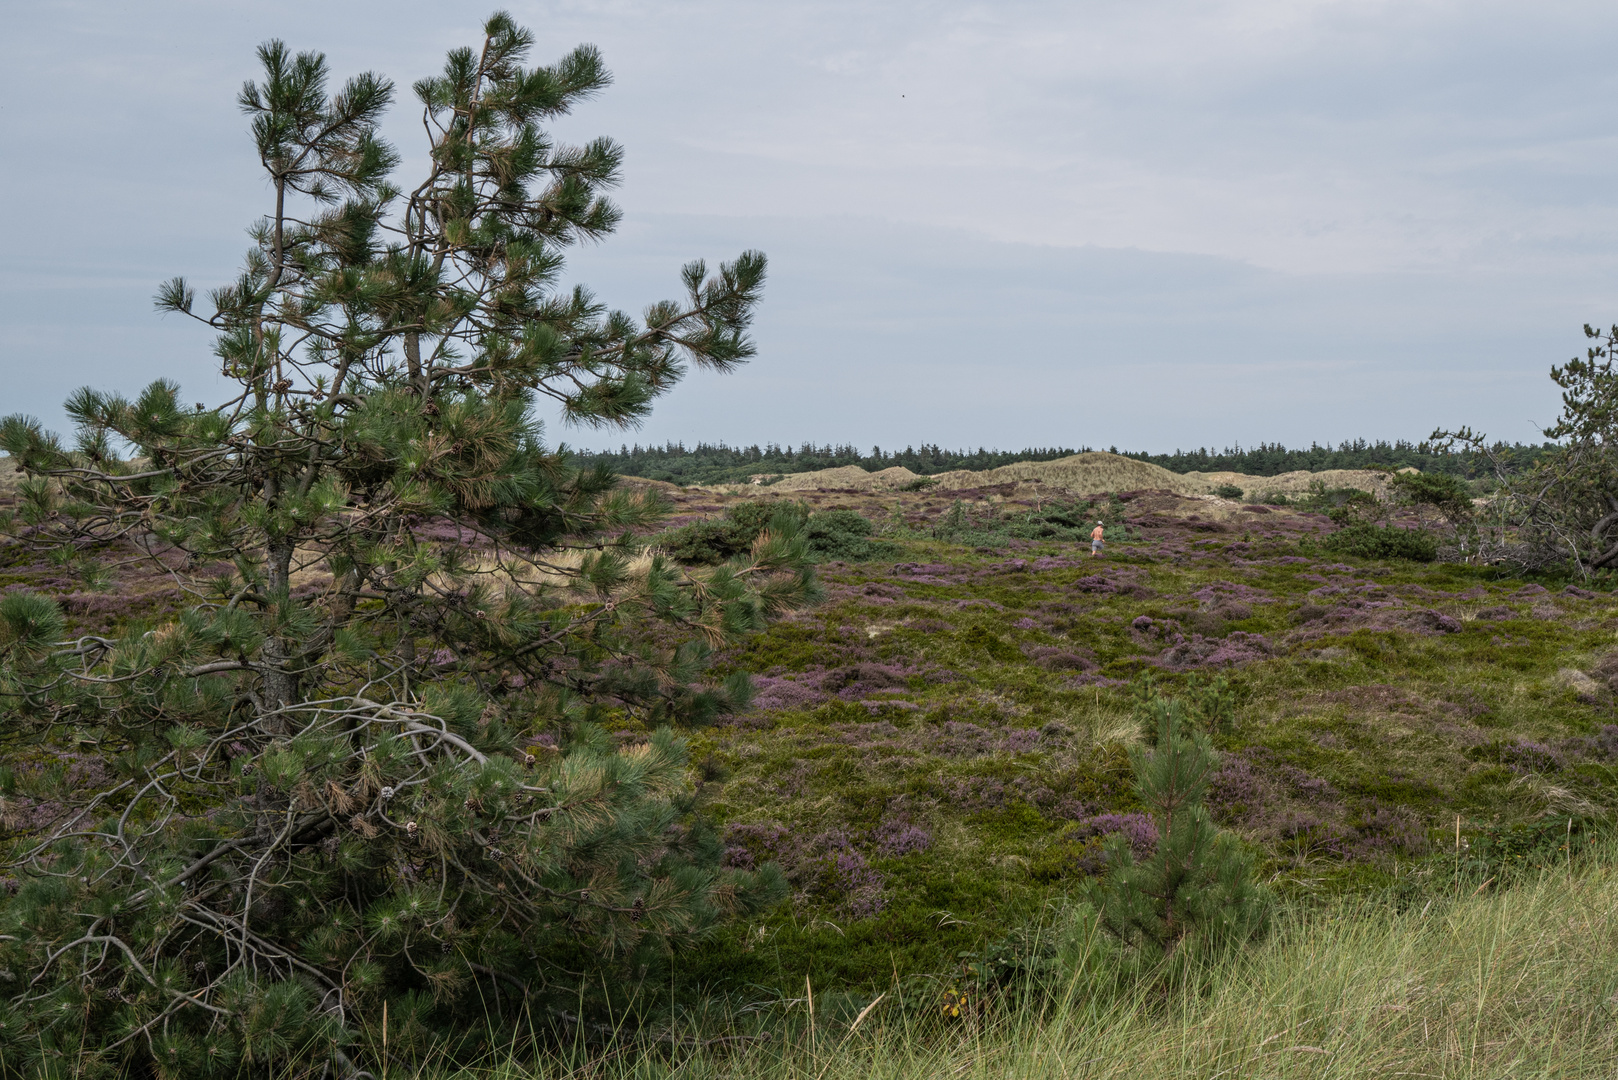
left=574, top=438, right=1556, bottom=485
left=1121, top=439, right=1557, bottom=479
left=574, top=443, right=1079, bottom=485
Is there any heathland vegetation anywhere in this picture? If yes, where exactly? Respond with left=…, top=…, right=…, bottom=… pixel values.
left=4, top=13, right=1618, bottom=1080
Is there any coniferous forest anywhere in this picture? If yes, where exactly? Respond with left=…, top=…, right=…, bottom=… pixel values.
left=574, top=439, right=1554, bottom=486
left=2, top=12, right=1618, bottom=1079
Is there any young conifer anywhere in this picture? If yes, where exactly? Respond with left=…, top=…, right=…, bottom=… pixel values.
left=1093, top=698, right=1270, bottom=962
left=0, top=12, right=811, bottom=1076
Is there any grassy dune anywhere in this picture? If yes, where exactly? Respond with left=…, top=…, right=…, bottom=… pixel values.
left=715, top=451, right=1399, bottom=500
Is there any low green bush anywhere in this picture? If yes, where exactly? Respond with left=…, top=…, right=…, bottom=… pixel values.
left=1390, top=471, right=1475, bottom=521
left=659, top=503, right=896, bottom=564
left=659, top=501, right=807, bottom=563
left=802, top=509, right=899, bottom=562
left=1212, top=483, right=1244, bottom=500
left=1323, top=523, right=1438, bottom=561
left=930, top=499, right=1105, bottom=545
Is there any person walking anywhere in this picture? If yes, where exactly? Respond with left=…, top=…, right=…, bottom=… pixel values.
left=1090, top=521, right=1106, bottom=558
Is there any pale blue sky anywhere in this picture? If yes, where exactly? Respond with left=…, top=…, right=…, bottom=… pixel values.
left=4, top=1, right=1617, bottom=453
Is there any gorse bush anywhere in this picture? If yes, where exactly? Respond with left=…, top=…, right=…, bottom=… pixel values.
left=1211, top=483, right=1244, bottom=500
left=0, top=15, right=812, bottom=1077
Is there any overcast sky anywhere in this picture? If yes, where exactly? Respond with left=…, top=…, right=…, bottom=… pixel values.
left=5, top=0, right=1618, bottom=454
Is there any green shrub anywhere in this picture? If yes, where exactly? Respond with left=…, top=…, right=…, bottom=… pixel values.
left=930, top=498, right=1101, bottom=545
left=1212, top=484, right=1244, bottom=500
left=1390, top=471, right=1474, bottom=521
left=660, top=504, right=897, bottom=564
left=659, top=501, right=810, bottom=563
left=1323, top=523, right=1439, bottom=561
left=802, top=508, right=899, bottom=562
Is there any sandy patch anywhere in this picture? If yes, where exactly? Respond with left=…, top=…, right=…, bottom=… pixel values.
left=687, top=452, right=1405, bottom=499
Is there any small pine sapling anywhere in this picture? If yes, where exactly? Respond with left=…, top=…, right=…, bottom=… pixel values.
left=1093, top=698, right=1270, bottom=963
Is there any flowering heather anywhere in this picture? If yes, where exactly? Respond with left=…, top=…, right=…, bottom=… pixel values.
left=802, top=831, right=886, bottom=917
left=1569, top=725, right=1618, bottom=760
left=749, top=675, right=831, bottom=712
left=11, top=452, right=1613, bottom=994
left=823, top=662, right=918, bottom=700
left=1155, top=631, right=1274, bottom=671
left=1023, top=646, right=1097, bottom=672
left=722, top=822, right=796, bottom=871
left=892, top=561, right=959, bottom=584
left=1077, top=812, right=1158, bottom=856
left=1066, top=673, right=1130, bottom=688
left=1206, top=755, right=1262, bottom=821
left=1500, top=739, right=1563, bottom=773
left=1072, top=574, right=1138, bottom=595
left=906, top=617, right=953, bottom=634
left=929, top=721, right=1043, bottom=757
left=1192, top=581, right=1274, bottom=605
left=873, top=817, right=933, bottom=857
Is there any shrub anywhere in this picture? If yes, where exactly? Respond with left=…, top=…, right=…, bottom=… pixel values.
left=659, top=501, right=811, bottom=563
left=1212, top=484, right=1244, bottom=500
left=1323, top=523, right=1439, bottom=562
left=661, top=505, right=896, bottom=564
left=803, top=509, right=899, bottom=562
left=1390, top=471, right=1474, bottom=522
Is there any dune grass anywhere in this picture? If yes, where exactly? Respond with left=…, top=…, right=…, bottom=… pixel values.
left=428, top=844, right=1618, bottom=1080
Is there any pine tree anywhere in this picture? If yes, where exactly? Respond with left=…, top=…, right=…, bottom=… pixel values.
left=0, top=13, right=812, bottom=1076
left=1092, top=699, right=1270, bottom=963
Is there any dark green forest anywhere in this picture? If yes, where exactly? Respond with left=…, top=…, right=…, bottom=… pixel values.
left=574, top=438, right=1555, bottom=485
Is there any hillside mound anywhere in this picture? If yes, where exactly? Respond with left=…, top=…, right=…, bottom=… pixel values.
left=756, top=465, right=923, bottom=492
left=1185, top=467, right=1408, bottom=500
left=709, top=452, right=1408, bottom=499
left=928, top=452, right=1204, bottom=494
